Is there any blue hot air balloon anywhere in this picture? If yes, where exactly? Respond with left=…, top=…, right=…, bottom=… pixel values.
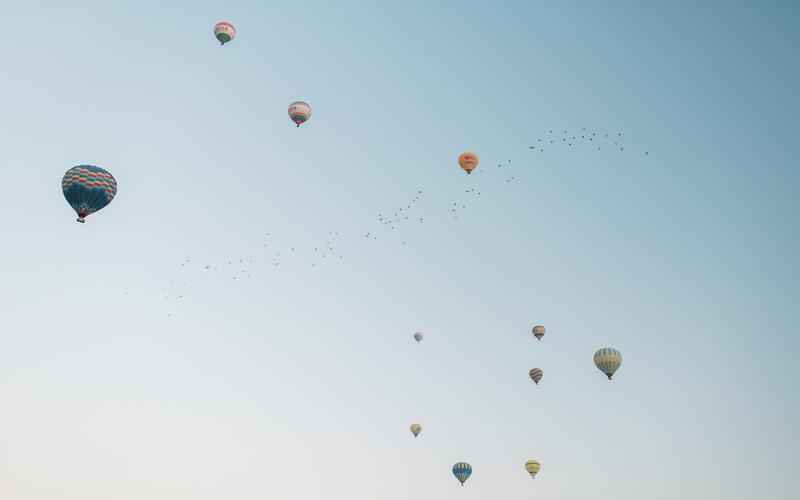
left=452, top=462, right=472, bottom=486
left=62, top=165, right=117, bottom=223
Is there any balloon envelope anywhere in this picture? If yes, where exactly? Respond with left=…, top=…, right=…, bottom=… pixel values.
left=532, top=325, right=545, bottom=340
left=410, top=423, right=422, bottom=437
left=214, top=21, right=236, bottom=45
left=529, top=368, right=543, bottom=385
left=525, top=459, right=541, bottom=478
left=413, top=332, right=423, bottom=342
left=288, top=101, right=312, bottom=127
left=458, top=152, right=479, bottom=174
left=62, top=165, right=117, bottom=223
left=594, top=347, right=622, bottom=380
left=452, top=462, right=472, bottom=485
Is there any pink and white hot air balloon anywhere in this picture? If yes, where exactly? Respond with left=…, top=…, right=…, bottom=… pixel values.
left=288, top=101, right=312, bottom=127
left=214, top=21, right=236, bottom=46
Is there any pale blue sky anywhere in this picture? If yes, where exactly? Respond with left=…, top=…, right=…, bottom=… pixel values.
left=1, top=1, right=798, bottom=499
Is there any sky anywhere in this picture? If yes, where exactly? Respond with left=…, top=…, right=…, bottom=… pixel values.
left=1, top=1, right=798, bottom=499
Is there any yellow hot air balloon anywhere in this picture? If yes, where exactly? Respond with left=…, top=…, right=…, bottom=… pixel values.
left=458, top=152, right=479, bottom=174
left=410, top=423, right=422, bottom=437
left=525, top=459, right=541, bottom=479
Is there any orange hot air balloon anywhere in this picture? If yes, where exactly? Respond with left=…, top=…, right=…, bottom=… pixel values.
left=458, top=152, right=479, bottom=174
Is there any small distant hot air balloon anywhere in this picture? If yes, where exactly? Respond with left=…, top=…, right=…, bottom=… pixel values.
left=413, top=332, right=423, bottom=343
left=525, top=459, right=541, bottom=479
left=594, top=347, right=622, bottom=380
left=532, top=325, right=545, bottom=340
left=452, top=462, right=472, bottom=486
left=458, top=152, right=479, bottom=174
left=529, top=368, right=543, bottom=385
left=214, top=21, right=236, bottom=45
left=62, top=165, right=117, bottom=223
left=410, top=423, right=422, bottom=437
left=288, top=101, right=312, bottom=127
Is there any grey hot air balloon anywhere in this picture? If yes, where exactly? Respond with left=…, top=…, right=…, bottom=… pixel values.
left=529, top=368, right=543, bottom=385
left=413, top=331, right=423, bottom=343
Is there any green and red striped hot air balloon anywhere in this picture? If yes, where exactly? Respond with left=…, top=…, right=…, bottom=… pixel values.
left=214, top=21, right=236, bottom=45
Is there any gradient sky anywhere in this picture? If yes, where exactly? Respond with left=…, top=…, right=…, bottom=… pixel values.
left=1, top=1, right=798, bottom=499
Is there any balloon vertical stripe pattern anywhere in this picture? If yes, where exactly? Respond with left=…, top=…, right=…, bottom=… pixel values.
left=593, top=347, right=622, bottom=380
left=61, top=165, right=117, bottom=223
left=452, top=462, right=472, bottom=486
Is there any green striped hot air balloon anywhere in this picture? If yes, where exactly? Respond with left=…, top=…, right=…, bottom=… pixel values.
left=594, top=347, right=622, bottom=380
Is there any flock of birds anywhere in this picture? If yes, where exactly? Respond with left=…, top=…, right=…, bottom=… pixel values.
left=64, top=19, right=641, bottom=488
left=529, top=128, right=648, bottom=156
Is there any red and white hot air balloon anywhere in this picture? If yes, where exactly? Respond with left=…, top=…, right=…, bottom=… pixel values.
left=288, top=101, right=312, bottom=127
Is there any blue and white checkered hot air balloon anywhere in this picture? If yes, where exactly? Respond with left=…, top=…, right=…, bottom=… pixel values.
left=61, top=165, right=117, bottom=223
left=452, top=462, right=472, bottom=486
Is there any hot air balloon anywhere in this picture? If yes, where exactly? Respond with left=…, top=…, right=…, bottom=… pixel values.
left=458, top=152, right=479, bottom=174
left=410, top=423, right=422, bottom=437
left=214, top=21, right=236, bottom=45
left=452, top=462, right=472, bottom=486
left=525, top=459, right=541, bottom=479
left=288, top=101, right=312, bottom=127
left=594, top=347, right=622, bottom=380
left=413, top=332, right=423, bottom=343
left=62, top=165, right=117, bottom=223
left=532, top=325, right=545, bottom=340
left=529, top=368, right=543, bottom=385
